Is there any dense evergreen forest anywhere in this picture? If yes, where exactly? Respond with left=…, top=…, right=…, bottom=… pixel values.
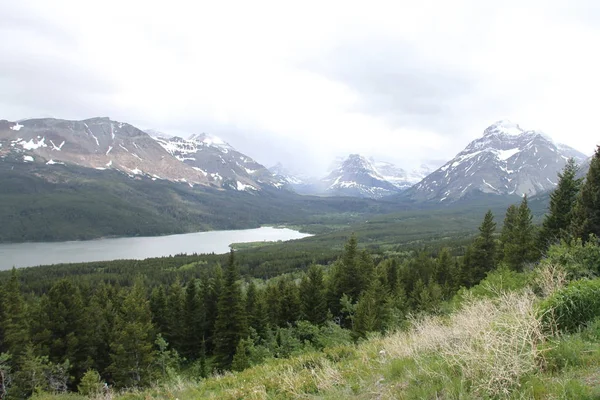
left=0, top=148, right=599, bottom=398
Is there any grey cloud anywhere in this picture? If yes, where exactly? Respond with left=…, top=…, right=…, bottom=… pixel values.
left=305, top=38, right=476, bottom=132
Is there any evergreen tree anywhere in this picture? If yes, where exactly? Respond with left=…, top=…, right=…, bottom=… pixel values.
left=435, top=247, right=454, bottom=297
left=338, top=234, right=361, bottom=300
left=246, top=282, right=268, bottom=338
left=353, top=278, right=391, bottom=338
left=264, top=282, right=282, bottom=327
left=571, top=146, right=600, bottom=241
left=82, top=283, right=116, bottom=377
left=183, top=279, right=205, bottom=360
left=1, top=269, right=28, bottom=358
left=231, top=338, right=251, bottom=372
left=299, top=264, right=328, bottom=325
left=149, top=285, right=168, bottom=334
left=466, top=211, right=497, bottom=284
left=537, top=158, right=582, bottom=251
left=40, top=280, right=86, bottom=378
left=203, top=265, right=223, bottom=353
left=503, top=196, right=538, bottom=271
left=108, top=280, right=155, bottom=388
left=500, top=204, right=519, bottom=259
left=277, top=278, right=301, bottom=325
left=165, top=280, right=185, bottom=353
left=213, top=250, right=247, bottom=370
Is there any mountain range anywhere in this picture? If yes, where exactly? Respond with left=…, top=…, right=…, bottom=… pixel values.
left=0, top=116, right=594, bottom=242
left=0, top=117, right=591, bottom=202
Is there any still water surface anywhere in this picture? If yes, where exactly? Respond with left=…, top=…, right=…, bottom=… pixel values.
left=0, top=227, right=311, bottom=270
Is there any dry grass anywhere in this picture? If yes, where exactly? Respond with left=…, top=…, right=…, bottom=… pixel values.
left=377, top=290, right=544, bottom=397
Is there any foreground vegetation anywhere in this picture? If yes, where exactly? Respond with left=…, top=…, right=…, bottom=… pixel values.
left=0, top=150, right=598, bottom=398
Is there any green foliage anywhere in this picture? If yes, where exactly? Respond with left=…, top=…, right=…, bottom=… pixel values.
left=538, top=158, right=582, bottom=251
left=453, top=266, right=531, bottom=306
left=213, top=251, right=247, bottom=370
left=542, top=237, right=600, bottom=279
left=299, top=264, right=328, bottom=325
left=0, top=353, right=11, bottom=400
left=77, top=369, right=103, bottom=396
left=571, top=146, right=600, bottom=241
left=464, top=210, right=497, bottom=284
left=108, top=280, right=155, bottom=388
left=502, top=197, right=539, bottom=271
left=539, top=278, right=600, bottom=333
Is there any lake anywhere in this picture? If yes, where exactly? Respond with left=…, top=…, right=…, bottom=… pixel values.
left=0, top=227, right=312, bottom=270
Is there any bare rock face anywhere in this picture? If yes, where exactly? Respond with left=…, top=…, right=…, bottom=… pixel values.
left=0, top=117, right=285, bottom=192
left=151, top=133, right=285, bottom=191
left=407, top=120, right=588, bottom=202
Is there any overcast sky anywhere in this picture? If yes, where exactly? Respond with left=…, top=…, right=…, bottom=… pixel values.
left=2, top=0, right=599, bottom=175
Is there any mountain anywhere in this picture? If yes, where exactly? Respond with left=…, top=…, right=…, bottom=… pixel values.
left=370, top=159, right=432, bottom=190
left=0, top=117, right=212, bottom=186
left=321, top=154, right=401, bottom=198
left=0, top=117, right=283, bottom=193
left=407, top=120, right=588, bottom=202
left=152, top=133, right=285, bottom=191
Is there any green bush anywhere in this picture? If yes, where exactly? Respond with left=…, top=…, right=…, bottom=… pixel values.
left=539, top=278, right=600, bottom=333
left=543, top=237, right=600, bottom=279
left=77, top=369, right=104, bottom=396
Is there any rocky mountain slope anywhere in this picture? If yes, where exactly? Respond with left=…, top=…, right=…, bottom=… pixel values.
left=0, top=117, right=283, bottom=193
left=152, top=133, right=285, bottom=191
left=407, top=120, right=588, bottom=202
left=321, top=154, right=401, bottom=198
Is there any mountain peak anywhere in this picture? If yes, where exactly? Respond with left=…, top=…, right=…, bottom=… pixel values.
left=484, top=120, right=523, bottom=137
left=409, top=121, right=588, bottom=202
left=189, top=133, right=231, bottom=148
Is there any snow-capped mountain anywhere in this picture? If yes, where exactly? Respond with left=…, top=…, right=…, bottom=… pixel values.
left=408, top=120, right=588, bottom=202
left=0, top=117, right=213, bottom=185
left=0, top=117, right=283, bottom=192
left=152, top=133, right=284, bottom=191
left=269, top=162, right=307, bottom=185
left=322, top=154, right=401, bottom=198
left=370, top=159, right=432, bottom=190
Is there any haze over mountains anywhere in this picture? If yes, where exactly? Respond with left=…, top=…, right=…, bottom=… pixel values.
left=0, top=117, right=591, bottom=202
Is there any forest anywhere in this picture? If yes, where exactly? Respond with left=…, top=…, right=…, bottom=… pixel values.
left=0, top=148, right=599, bottom=398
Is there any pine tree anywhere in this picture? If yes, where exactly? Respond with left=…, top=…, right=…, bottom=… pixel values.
left=246, top=282, right=268, bottom=338
left=353, top=279, right=391, bottom=338
left=149, top=285, right=168, bottom=334
left=466, top=210, right=497, bottom=284
left=183, top=279, right=205, bottom=360
left=538, top=158, right=582, bottom=251
left=435, top=247, right=454, bottom=297
left=299, top=264, right=328, bottom=325
left=38, top=280, right=86, bottom=380
left=339, top=234, right=362, bottom=300
left=203, top=265, right=223, bottom=353
left=213, top=250, right=247, bottom=370
left=503, top=196, right=538, bottom=271
left=571, top=146, right=600, bottom=241
left=108, top=280, right=155, bottom=388
left=1, top=269, right=28, bottom=358
left=277, top=278, right=301, bottom=326
left=81, top=283, right=116, bottom=376
left=500, top=204, right=519, bottom=258
left=165, top=280, right=185, bottom=353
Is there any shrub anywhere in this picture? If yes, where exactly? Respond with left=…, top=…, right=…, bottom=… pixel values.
left=77, top=369, right=103, bottom=396
left=539, top=278, right=600, bottom=333
left=542, top=237, right=600, bottom=279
